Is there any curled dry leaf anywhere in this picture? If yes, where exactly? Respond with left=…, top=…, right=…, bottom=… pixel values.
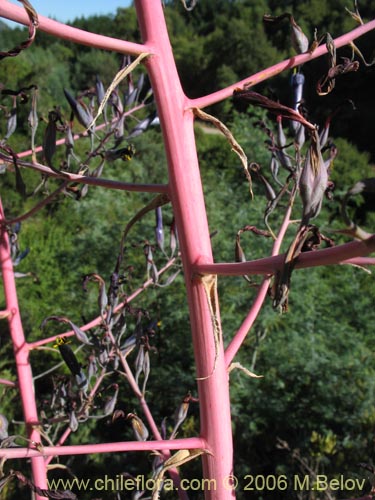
left=88, top=52, right=151, bottom=131
left=193, top=107, right=253, bottom=198
left=316, top=34, right=360, bottom=96
left=0, top=0, right=38, bottom=60
left=272, top=225, right=334, bottom=312
left=228, top=362, right=263, bottom=378
left=151, top=449, right=209, bottom=500
left=234, top=89, right=315, bottom=132
left=180, top=0, right=198, bottom=11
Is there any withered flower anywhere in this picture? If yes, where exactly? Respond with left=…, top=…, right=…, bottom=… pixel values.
left=263, top=13, right=309, bottom=54
left=299, top=129, right=328, bottom=226
left=127, top=413, right=149, bottom=441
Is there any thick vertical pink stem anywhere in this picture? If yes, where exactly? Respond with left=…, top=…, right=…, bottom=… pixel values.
left=0, top=199, right=48, bottom=500
left=135, top=1, right=234, bottom=498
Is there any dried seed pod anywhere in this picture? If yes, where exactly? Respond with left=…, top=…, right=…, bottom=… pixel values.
left=69, top=410, right=79, bottom=432
left=299, top=129, right=328, bottom=226
left=104, top=384, right=119, bottom=416
left=0, top=414, right=9, bottom=440
left=155, top=207, right=165, bottom=252
left=127, top=413, right=149, bottom=441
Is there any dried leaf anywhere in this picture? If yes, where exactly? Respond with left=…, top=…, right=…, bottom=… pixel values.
left=69, top=411, right=79, bottom=432
left=41, top=316, right=91, bottom=345
left=193, top=107, right=252, bottom=197
left=299, top=129, right=328, bottom=226
left=349, top=41, right=375, bottom=67
left=104, top=385, right=119, bottom=416
left=0, top=0, right=38, bottom=60
left=234, top=89, right=315, bottom=132
left=88, top=52, right=150, bottom=131
left=170, top=219, right=178, bottom=257
left=180, top=0, right=198, bottom=11
left=4, top=105, right=17, bottom=141
left=0, top=414, right=9, bottom=440
left=155, top=207, right=165, bottom=252
left=95, top=75, right=105, bottom=108
left=345, top=2, right=364, bottom=25
left=64, top=89, right=94, bottom=132
left=151, top=449, right=208, bottom=500
left=127, top=413, right=149, bottom=441
left=28, top=86, right=38, bottom=161
left=127, top=112, right=157, bottom=139
left=263, top=13, right=309, bottom=54
left=197, top=274, right=221, bottom=379
left=82, top=274, right=108, bottom=318
left=0, top=144, right=26, bottom=198
left=272, top=225, right=333, bottom=312
left=8, top=469, right=77, bottom=499
left=228, top=362, right=263, bottom=378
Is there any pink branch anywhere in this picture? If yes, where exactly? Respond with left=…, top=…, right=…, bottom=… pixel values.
left=0, top=436, right=207, bottom=459
left=136, top=1, right=235, bottom=497
left=0, top=377, right=17, bottom=387
left=190, top=19, right=375, bottom=109
left=225, top=201, right=294, bottom=365
left=1, top=155, right=168, bottom=195
left=0, top=1, right=146, bottom=56
left=194, top=237, right=375, bottom=277
left=0, top=199, right=48, bottom=500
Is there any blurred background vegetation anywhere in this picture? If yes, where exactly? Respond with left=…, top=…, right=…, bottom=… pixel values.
left=0, top=0, right=374, bottom=498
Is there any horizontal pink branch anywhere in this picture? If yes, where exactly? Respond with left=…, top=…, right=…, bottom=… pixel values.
left=3, top=156, right=168, bottom=194
left=190, top=19, right=375, bottom=109
left=0, top=436, right=207, bottom=459
left=0, top=1, right=146, bottom=55
left=0, top=377, right=17, bottom=387
left=194, top=237, right=375, bottom=276
left=28, top=256, right=178, bottom=349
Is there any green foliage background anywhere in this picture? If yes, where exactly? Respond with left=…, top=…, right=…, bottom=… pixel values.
left=0, top=1, right=374, bottom=499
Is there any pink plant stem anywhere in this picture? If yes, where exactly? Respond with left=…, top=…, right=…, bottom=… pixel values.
left=225, top=202, right=294, bottom=366
left=194, top=236, right=375, bottom=276
left=1, top=155, right=168, bottom=194
left=0, top=1, right=146, bottom=56
left=136, top=1, right=235, bottom=498
left=0, top=377, right=17, bottom=387
left=0, top=437, right=207, bottom=459
left=0, top=198, right=48, bottom=500
left=190, top=19, right=375, bottom=109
